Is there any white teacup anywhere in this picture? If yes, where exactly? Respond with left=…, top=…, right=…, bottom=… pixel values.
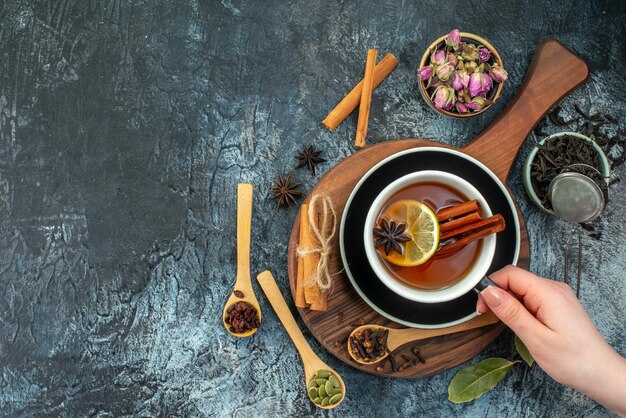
left=363, top=170, right=496, bottom=303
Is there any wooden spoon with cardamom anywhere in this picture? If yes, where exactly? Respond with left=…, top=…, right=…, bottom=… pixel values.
left=348, top=312, right=500, bottom=365
left=257, top=270, right=346, bottom=409
left=222, top=183, right=262, bottom=338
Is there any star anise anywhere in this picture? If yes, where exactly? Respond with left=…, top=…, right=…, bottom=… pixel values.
left=295, top=145, right=326, bottom=176
left=373, top=218, right=411, bottom=255
left=269, top=171, right=303, bottom=210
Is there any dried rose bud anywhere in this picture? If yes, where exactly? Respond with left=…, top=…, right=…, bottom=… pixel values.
left=436, top=62, right=455, bottom=82
left=465, top=96, right=487, bottom=111
left=451, top=72, right=464, bottom=91
left=461, top=43, right=479, bottom=61
left=431, top=49, right=446, bottom=65
left=490, top=64, right=509, bottom=82
left=427, top=78, right=443, bottom=89
left=465, top=61, right=478, bottom=72
left=447, top=53, right=459, bottom=67
left=418, top=65, right=433, bottom=81
left=445, top=29, right=462, bottom=50
left=461, top=89, right=472, bottom=103
left=459, top=70, right=470, bottom=88
left=456, top=102, right=469, bottom=113
left=432, top=85, right=456, bottom=110
left=469, top=72, right=492, bottom=97
left=478, top=48, right=491, bottom=63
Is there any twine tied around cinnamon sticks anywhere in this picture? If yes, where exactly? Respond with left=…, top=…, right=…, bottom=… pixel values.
left=297, top=194, right=337, bottom=291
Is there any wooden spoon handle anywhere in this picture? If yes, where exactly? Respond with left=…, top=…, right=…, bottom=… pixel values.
left=463, top=39, right=589, bottom=182
left=257, top=271, right=319, bottom=364
left=237, top=184, right=253, bottom=285
left=389, top=312, right=500, bottom=351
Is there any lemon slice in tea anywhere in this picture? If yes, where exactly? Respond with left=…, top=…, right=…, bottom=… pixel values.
left=377, top=200, right=440, bottom=267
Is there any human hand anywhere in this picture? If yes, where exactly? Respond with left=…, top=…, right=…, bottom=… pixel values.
left=476, top=265, right=626, bottom=415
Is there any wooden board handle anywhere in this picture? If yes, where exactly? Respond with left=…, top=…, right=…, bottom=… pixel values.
left=464, top=39, right=589, bottom=181
left=237, top=184, right=253, bottom=284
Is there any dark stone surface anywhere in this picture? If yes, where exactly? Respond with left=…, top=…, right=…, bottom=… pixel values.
left=0, top=1, right=624, bottom=416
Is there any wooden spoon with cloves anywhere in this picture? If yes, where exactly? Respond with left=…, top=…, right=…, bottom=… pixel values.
left=222, top=183, right=262, bottom=337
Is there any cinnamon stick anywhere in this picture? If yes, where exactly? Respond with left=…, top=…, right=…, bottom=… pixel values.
left=440, top=214, right=504, bottom=242
left=295, top=204, right=308, bottom=308
left=355, top=49, right=377, bottom=148
left=439, top=219, right=506, bottom=253
left=302, top=205, right=317, bottom=306
left=310, top=286, right=328, bottom=311
left=439, top=212, right=481, bottom=233
left=436, top=200, right=479, bottom=222
left=322, top=53, right=398, bottom=132
left=302, top=204, right=327, bottom=311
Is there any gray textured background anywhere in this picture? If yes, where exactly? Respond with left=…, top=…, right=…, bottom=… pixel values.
left=1, top=0, right=625, bottom=416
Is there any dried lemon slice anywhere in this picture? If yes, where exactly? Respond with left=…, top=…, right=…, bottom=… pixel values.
left=377, top=199, right=439, bottom=267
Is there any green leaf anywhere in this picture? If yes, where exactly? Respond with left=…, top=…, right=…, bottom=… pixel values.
left=448, top=358, right=516, bottom=403
left=515, top=335, right=535, bottom=367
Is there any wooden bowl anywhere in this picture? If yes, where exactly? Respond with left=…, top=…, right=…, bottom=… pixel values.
left=418, top=32, right=505, bottom=119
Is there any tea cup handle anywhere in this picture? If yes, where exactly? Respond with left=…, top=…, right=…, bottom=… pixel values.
left=473, top=275, right=499, bottom=293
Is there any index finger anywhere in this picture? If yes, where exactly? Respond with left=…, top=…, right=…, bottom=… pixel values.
left=489, top=265, right=556, bottom=315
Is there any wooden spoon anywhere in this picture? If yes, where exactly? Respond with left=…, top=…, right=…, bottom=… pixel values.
left=257, top=270, right=346, bottom=409
left=222, top=183, right=262, bottom=338
left=348, top=312, right=500, bottom=365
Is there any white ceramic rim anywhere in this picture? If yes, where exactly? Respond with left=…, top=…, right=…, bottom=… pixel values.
left=523, top=131, right=611, bottom=215
left=363, top=170, right=496, bottom=303
left=339, top=147, right=521, bottom=329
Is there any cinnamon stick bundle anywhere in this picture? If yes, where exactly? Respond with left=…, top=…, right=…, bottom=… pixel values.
left=355, top=49, right=377, bottom=148
left=439, top=220, right=505, bottom=253
left=438, top=207, right=506, bottom=254
left=298, top=203, right=328, bottom=311
left=322, top=53, right=398, bottom=132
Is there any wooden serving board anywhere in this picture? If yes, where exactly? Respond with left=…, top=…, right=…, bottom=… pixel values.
left=287, top=40, right=589, bottom=378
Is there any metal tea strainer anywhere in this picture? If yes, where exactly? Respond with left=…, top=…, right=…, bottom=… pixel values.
left=548, top=164, right=608, bottom=224
left=548, top=164, right=609, bottom=298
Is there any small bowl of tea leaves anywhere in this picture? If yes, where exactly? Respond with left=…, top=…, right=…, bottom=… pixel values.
left=523, top=131, right=610, bottom=214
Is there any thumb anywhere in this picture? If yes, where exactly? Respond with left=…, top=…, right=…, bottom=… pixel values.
left=480, top=285, right=546, bottom=344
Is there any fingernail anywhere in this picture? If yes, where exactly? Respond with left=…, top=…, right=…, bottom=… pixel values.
left=475, top=296, right=482, bottom=315
left=480, top=286, right=504, bottom=308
